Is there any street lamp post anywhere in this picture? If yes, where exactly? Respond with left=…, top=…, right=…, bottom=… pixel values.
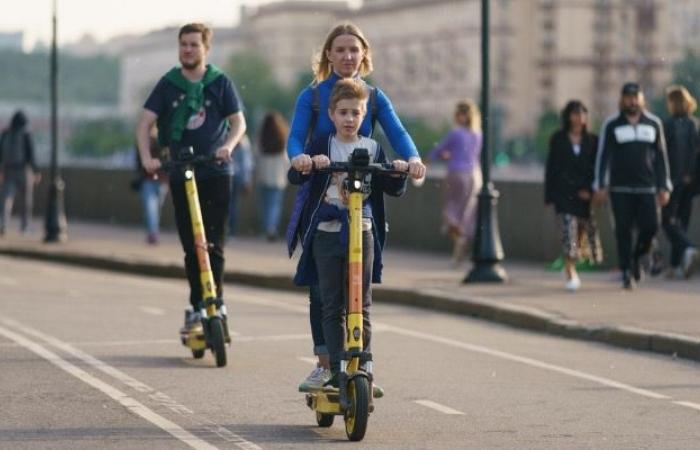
left=44, top=0, right=67, bottom=242
left=464, top=0, right=507, bottom=283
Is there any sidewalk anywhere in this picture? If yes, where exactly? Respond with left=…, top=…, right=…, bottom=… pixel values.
left=2, top=221, right=700, bottom=361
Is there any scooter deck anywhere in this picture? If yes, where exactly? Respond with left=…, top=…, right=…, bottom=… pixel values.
left=306, top=390, right=342, bottom=414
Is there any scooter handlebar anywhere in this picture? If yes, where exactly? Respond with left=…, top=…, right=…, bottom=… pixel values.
left=313, top=161, right=408, bottom=177
left=160, top=153, right=220, bottom=171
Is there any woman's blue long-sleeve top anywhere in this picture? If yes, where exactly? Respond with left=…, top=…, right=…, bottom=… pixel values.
left=288, top=135, right=407, bottom=286
left=286, top=72, right=420, bottom=160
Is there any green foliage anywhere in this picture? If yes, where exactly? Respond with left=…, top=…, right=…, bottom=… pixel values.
left=672, top=49, right=700, bottom=105
left=67, top=119, right=133, bottom=156
left=0, top=50, right=119, bottom=104
left=225, top=51, right=296, bottom=133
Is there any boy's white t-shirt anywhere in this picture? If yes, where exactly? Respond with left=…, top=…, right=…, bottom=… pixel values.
left=317, top=135, right=378, bottom=233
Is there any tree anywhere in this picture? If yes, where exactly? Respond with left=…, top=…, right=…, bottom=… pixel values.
left=534, top=110, right=560, bottom=162
left=67, top=119, right=133, bottom=157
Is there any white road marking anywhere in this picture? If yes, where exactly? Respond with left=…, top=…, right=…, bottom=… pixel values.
left=414, top=400, right=465, bottom=415
left=75, top=339, right=180, bottom=347
left=674, top=401, right=700, bottom=412
left=378, top=323, right=670, bottom=401
left=238, top=295, right=685, bottom=406
left=140, top=306, right=166, bottom=316
left=0, top=324, right=218, bottom=450
left=2, top=318, right=261, bottom=450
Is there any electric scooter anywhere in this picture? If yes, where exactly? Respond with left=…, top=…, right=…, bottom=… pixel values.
left=164, top=147, right=230, bottom=367
left=304, top=148, right=407, bottom=441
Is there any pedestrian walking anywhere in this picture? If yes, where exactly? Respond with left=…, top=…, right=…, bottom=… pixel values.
left=285, top=22, right=427, bottom=392
left=228, top=135, right=253, bottom=237
left=427, top=99, right=483, bottom=267
left=593, top=82, right=672, bottom=289
left=132, top=126, right=169, bottom=245
left=255, top=111, right=289, bottom=241
left=0, top=110, right=41, bottom=236
left=545, top=100, right=602, bottom=291
left=661, top=85, right=699, bottom=279
left=135, top=23, right=246, bottom=334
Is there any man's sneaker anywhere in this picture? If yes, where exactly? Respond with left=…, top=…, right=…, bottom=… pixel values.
left=298, top=367, right=332, bottom=392
left=180, top=309, right=201, bottom=335
left=682, top=247, right=699, bottom=279
left=622, top=270, right=634, bottom=290
left=631, top=257, right=643, bottom=282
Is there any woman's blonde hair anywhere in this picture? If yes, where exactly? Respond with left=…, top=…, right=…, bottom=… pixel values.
left=666, top=84, right=698, bottom=116
left=313, top=22, right=373, bottom=83
left=455, top=100, right=481, bottom=132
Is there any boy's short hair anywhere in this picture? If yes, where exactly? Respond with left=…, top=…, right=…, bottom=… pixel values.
left=179, top=23, right=212, bottom=49
left=329, top=79, right=369, bottom=111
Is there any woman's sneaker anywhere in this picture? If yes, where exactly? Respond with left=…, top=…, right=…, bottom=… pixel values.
left=298, top=367, right=331, bottom=392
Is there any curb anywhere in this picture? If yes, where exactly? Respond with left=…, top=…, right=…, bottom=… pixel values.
left=3, top=247, right=700, bottom=363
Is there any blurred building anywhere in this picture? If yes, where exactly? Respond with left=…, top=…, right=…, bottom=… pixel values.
left=117, top=0, right=700, bottom=137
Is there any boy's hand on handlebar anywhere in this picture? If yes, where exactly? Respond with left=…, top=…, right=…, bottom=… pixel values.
left=408, top=157, right=426, bottom=180
left=311, top=155, right=331, bottom=170
left=215, top=146, right=233, bottom=163
left=292, top=154, right=313, bottom=174
left=142, top=157, right=162, bottom=174
left=392, top=159, right=409, bottom=177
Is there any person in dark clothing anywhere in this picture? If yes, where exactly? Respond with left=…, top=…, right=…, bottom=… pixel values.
left=135, top=23, right=246, bottom=334
left=545, top=100, right=602, bottom=291
left=593, top=82, right=672, bottom=289
left=661, top=85, right=699, bottom=278
left=0, top=110, right=41, bottom=235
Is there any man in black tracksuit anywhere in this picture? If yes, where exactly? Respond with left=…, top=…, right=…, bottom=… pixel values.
left=593, top=82, right=672, bottom=289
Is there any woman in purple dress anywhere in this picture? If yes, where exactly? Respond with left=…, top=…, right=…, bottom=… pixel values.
left=428, top=100, right=483, bottom=266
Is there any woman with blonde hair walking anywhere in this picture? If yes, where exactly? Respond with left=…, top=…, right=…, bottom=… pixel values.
left=427, top=100, right=483, bottom=266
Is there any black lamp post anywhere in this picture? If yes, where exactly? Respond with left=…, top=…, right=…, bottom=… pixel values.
left=44, top=0, right=67, bottom=242
left=464, top=0, right=507, bottom=283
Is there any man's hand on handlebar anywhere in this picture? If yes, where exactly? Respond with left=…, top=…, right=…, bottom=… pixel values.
left=311, top=155, right=331, bottom=170
left=292, top=154, right=313, bottom=174
left=215, top=146, right=233, bottom=163
left=142, top=157, right=162, bottom=174
left=392, top=159, right=409, bottom=177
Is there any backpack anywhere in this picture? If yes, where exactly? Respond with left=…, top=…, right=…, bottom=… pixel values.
left=306, top=83, right=378, bottom=145
left=0, top=130, right=27, bottom=169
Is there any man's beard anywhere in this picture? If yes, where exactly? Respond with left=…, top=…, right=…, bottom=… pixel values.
left=623, top=105, right=640, bottom=116
left=180, top=58, right=202, bottom=70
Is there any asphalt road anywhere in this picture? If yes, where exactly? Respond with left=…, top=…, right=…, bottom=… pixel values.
left=2, top=255, right=700, bottom=449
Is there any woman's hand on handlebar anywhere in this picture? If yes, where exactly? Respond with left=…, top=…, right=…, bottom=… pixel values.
left=407, top=157, right=426, bottom=180
left=142, top=157, right=162, bottom=174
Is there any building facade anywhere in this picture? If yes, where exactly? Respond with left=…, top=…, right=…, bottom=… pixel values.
left=117, top=0, right=700, bottom=137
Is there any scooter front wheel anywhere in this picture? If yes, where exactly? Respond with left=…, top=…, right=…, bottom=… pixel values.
left=344, top=376, right=370, bottom=441
left=209, top=316, right=227, bottom=367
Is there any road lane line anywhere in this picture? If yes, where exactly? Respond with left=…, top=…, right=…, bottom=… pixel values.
left=0, top=324, right=218, bottom=450
left=1, top=318, right=261, bottom=450
left=414, top=400, right=465, bottom=415
left=140, top=306, right=166, bottom=316
left=673, top=401, right=700, bottom=412
left=379, top=323, right=670, bottom=401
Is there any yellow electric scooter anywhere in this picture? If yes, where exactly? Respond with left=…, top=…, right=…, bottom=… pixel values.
left=165, top=147, right=230, bottom=367
left=304, top=148, right=406, bottom=441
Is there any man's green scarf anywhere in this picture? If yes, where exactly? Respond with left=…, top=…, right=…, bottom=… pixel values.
left=157, top=64, right=225, bottom=146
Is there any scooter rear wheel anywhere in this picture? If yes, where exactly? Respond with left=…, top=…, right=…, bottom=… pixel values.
left=192, top=349, right=205, bottom=359
left=345, top=376, right=370, bottom=441
left=209, top=317, right=227, bottom=367
left=316, top=411, right=334, bottom=427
